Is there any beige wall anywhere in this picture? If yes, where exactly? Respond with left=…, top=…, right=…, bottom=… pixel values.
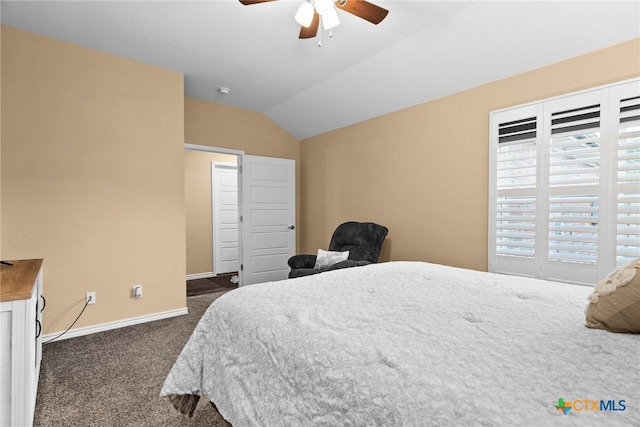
left=184, top=97, right=301, bottom=250
left=1, top=26, right=185, bottom=335
left=299, top=38, right=640, bottom=272
left=184, top=150, right=237, bottom=276
left=185, top=97, right=300, bottom=159
left=0, top=27, right=300, bottom=336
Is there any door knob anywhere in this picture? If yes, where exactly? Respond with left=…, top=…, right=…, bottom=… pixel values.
left=288, top=225, right=295, bottom=230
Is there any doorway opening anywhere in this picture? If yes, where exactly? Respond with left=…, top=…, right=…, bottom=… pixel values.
left=184, top=144, right=243, bottom=292
left=184, top=144, right=297, bottom=290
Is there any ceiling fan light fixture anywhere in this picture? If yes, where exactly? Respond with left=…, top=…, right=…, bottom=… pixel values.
left=294, top=1, right=315, bottom=27
left=314, top=0, right=334, bottom=16
left=239, top=0, right=387, bottom=42
left=322, top=7, right=340, bottom=30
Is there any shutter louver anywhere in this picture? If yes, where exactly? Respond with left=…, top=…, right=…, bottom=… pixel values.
left=495, top=117, right=537, bottom=259
left=496, top=196, right=536, bottom=258
left=548, top=194, right=599, bottom=265
left=617, top=95, right=640, bottom=266
left=498, top=117, right=537, bottom=144
left=549, top=105, right=601, bottom=187
left=547, top=104, right=600, bottom=265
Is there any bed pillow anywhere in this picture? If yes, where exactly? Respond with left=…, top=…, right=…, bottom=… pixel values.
left=585, top=258, right=640, bottom=333
left=314, top=249, right=349, bottom=269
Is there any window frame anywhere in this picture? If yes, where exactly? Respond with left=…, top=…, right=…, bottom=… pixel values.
left=489, top=77, right=640, bottom=286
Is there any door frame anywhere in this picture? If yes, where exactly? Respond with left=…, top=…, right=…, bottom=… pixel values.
left=184, top=143, right=245, bottom=286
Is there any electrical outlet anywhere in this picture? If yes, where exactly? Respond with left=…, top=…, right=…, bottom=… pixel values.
left=86, top=291, right=96, bottom=305
left=132, top=285, right=143, bottom=299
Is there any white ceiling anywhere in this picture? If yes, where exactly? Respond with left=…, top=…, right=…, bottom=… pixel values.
left=2, top=1, right=639, bottom=140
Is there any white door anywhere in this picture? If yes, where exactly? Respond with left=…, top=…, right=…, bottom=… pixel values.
left=240, top=155, right=295, bottom=286
left=212, top=162, right=239, bottom=275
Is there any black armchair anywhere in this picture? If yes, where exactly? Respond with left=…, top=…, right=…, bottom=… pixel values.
left=288, top=221, right=388, bottom=279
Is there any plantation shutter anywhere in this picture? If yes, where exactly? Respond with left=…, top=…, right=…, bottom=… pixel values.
left=496, top=116, right=538, bottom=257
left=616, top=82, right=640, bottom=266
left=490, top=105, right=540, bottom=277
left=490, top=78, right=640, bottom=285
left=544, top=92, right=603, bottom=284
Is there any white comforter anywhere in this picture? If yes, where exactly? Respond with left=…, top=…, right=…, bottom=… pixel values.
left=161, top=261, right=639, bottom=426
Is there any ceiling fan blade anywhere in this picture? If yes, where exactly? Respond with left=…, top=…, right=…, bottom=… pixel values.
left=299, top=11, right=320, bottom=39
left=239, top=0, right=277, bottom=5
left=335, top=0, right=388, bottom=25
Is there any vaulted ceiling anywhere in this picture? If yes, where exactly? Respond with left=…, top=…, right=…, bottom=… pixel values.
left=2, top=1, right=638, bottom=139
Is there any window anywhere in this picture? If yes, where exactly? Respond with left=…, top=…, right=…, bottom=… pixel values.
left=489, top=79, right=640, bottom=285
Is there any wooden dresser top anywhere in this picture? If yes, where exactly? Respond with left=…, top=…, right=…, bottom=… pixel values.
left=0, top=259, right=43, bottom=302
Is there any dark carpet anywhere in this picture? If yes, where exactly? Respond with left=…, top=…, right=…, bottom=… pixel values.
left=34, top=291, right=233, bottom=426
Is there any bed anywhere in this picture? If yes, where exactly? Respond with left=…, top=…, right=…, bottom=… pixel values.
left=161, top=261, right=639, bottom=426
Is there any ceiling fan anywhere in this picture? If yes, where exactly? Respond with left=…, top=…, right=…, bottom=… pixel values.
left=239, top=0, right=389, bottom=40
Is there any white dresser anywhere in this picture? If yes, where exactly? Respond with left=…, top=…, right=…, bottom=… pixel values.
left=0, top=259, right=44, bottom=427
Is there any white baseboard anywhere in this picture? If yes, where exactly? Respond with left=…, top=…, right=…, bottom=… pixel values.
left=43, top=307, right=188, bottom=343
left=186, top=272, right=214, bottom=280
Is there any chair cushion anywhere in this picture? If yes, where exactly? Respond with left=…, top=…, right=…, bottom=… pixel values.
left=314, top=249, right=349, bottom=269
left=288, top=260, right=372, bottom=279
left=289, top=268, right=324, bottom=279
